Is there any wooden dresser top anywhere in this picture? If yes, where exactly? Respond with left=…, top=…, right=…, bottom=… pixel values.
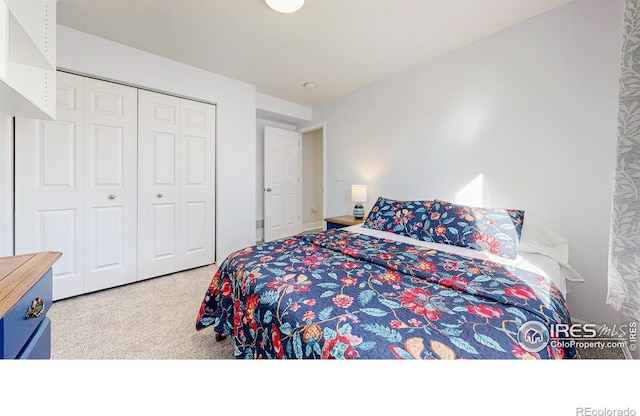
left=0, top=251, right=62, bottom=318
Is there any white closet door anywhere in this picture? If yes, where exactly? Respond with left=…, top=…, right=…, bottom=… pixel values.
left=16, top=71, right=213, bottom=298
left=15, top=71, right=85, bottom=300
left=137, top=90, right=181, bottom=279
left=179, top=99, right=215, bottom=270
left=82, top=78, right=138, bottom=293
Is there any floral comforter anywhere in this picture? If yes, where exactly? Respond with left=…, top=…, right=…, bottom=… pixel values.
left=196, top=229, right=578, bottom=359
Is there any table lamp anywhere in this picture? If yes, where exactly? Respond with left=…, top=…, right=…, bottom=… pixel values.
left=351, top=184, right=367, bottom=219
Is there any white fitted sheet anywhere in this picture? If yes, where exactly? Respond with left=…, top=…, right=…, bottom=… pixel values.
left=341, top=224, right=576, bottom=298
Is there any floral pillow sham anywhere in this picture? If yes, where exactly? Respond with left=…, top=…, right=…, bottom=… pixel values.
left=424, top=199, right=525, bottom=259
left=362, top=197, right=433, bottom=241
left=362, top=196, right=525, bottom=259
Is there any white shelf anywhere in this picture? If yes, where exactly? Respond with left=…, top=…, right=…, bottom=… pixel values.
left=0, top=0, right=56, bottom=121
left=9, top=11, right=53, bottom=70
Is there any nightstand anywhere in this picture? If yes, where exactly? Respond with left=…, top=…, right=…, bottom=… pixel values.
left=324, top=215, right=364, bottom=230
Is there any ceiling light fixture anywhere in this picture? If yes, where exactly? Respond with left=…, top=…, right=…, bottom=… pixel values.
left=265, top=0, right=305, bottom=14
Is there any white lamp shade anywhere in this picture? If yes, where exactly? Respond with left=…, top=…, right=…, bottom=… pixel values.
left=351, top=185, right=367, bottom=203
left=265, top=0, right=305, bottom=13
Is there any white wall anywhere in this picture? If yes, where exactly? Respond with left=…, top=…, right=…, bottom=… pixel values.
left=0, top=112, right=13, bottom=257
left=56, top=25, right=256, bottom=261
left=313, top=0, right=625, bottom=326
left=256, top=92, right=312, bottom=125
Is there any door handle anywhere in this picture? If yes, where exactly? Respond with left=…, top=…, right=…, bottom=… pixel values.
left=157, top=193, right=163, bottom=198
left=265, top=188, right=272, bottom=192
left=108, top=195, right=116, bottom=200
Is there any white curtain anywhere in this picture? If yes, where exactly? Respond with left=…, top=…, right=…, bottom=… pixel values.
left=608, top=0, right=640, bottom=321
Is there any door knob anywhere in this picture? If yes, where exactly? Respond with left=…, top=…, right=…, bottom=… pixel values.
left=108, top=195, right=116, bottom=199
left=265, top=188, right=272, bottom=192
left=157, top=193, right=163, bottom=198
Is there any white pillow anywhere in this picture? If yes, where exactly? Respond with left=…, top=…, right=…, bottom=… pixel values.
left=518, top=221, right=585, bottom=292
left=519, top=221, right=569, bottom=264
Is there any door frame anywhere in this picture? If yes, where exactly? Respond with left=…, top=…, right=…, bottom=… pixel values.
left=297, top=122, right=326, bottom=232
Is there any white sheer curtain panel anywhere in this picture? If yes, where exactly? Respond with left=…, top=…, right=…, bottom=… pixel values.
left=608, top=0, right=640, bottom=321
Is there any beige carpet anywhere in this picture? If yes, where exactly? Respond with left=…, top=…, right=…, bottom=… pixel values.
left=48, top=263, right=235, bottom=360
left=48, top=263, right=627, bottom=360
left=576, top=340, right=627, bottom=359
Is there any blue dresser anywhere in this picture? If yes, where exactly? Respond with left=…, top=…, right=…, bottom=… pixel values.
left=0, top=251, right=61, bottom=359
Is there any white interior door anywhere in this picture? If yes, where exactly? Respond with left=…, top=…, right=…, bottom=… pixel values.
left=137, top=90, right=181, bottom=279
left=83, top=77, right=138, bottom=293
left=179, top=98, right=216, bottom=270
left=15, top=71, right=85, bottom=300
left=264, top=126, right=301, bottom=242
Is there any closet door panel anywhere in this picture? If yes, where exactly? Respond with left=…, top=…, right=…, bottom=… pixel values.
left=184, top=201, right=206, bottom=252
left=137, top=90, right=181, bottom=279
left=179, top=99, right=215, bottom=270
left=90, top=206, right=125, bottom=268
left=15, top=71, right=85, bottom=300
left=83, top=78, right=138, bottom=293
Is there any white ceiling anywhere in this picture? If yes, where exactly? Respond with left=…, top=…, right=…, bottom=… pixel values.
left=56, top=0, right=576, bottom=108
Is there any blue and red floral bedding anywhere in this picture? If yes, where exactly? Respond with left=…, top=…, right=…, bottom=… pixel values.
left=195, top=229, right=578, bottom=359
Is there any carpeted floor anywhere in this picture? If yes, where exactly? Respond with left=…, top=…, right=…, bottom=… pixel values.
left=48, top=263, right=628, bottom=360
left=576, top=341, right=627, bottom=359
left=48, top=263, right=235, bottom=359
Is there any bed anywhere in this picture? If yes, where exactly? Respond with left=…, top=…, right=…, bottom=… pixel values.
left=196, top=197, right=584, bottom=359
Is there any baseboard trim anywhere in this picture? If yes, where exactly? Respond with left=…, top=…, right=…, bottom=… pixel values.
left=302, top=221, right=323, bottom=232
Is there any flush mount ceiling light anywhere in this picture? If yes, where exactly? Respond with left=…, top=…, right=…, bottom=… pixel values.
left=265, top=0, right=305, bottom=14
